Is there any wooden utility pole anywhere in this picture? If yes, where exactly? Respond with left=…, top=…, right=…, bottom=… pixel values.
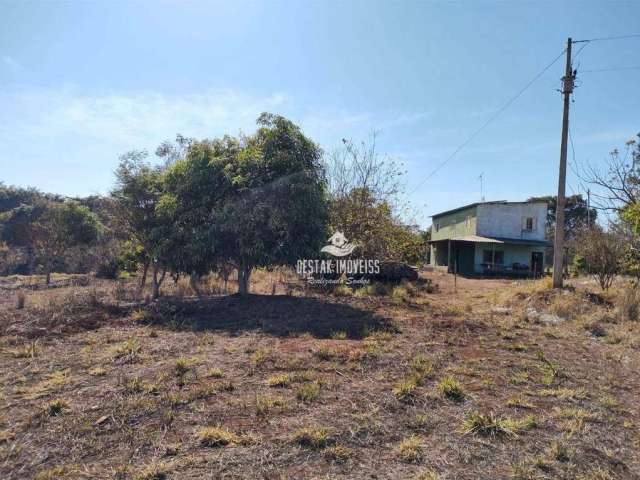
left=552, top=38, right=575, bottom=288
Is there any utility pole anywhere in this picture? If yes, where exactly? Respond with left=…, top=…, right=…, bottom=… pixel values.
left=552, top=37, right=575, bottom=288
left=479, top=173, right=485, bottom=201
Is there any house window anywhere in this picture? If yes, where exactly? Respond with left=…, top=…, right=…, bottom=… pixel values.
left=522, top=216, right=535, bottom=231
left=465, top=216, right=471, bottom=228
left=434, top=223, right=440, bottom=232
left=483, top=249, right=504, bottom=264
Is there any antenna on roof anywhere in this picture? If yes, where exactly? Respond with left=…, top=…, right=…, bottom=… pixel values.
left=478, top=173, right=485, bottom=202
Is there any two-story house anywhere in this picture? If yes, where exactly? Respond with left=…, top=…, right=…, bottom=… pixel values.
left=429, top=200, right=549, bottom=276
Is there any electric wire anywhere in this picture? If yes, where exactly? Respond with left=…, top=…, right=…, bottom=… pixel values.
left=575, top=33, right=640, bottom=42
left=409, top=49, right=567, bottom=194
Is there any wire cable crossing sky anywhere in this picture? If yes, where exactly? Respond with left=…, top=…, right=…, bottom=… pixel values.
left=1, top=2, right=639, bottom=227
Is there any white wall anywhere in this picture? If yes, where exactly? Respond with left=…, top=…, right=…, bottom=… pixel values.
left=476, top=203, right=547, bottom=240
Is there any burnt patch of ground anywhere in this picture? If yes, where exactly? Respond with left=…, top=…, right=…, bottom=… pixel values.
left=140, top=293, right=396, bottom=339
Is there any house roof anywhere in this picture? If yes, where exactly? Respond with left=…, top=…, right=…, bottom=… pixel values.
left=430, top=235, right=550, bottom=247
left=451, top=235, right=502, bottom=243
left=430, top=200, right=547, bottom=219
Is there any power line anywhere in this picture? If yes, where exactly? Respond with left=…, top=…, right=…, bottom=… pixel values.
left=575, top=33, right=640, bottom=42
left=572, top=41, right=590, bottom=61
left=409, top=49, right=566, bottom=194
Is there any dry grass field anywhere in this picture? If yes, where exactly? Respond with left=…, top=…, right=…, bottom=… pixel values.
left=1, top=270, right=640, bottom=479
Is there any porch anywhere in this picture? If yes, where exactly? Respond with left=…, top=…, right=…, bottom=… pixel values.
left=429, top=235, right=548, bottom=277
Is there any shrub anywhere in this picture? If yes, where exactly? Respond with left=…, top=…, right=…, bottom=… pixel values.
left=296, top=382, right=320, bottom=402
left=410, top=354, right=434, bottom=381
left=397, top=435, right=423, bottom=462
left=415, top=470, right=440, bottom=480
left=96, top=257, right=120, bottom=279
left=174, top=358, right=191, bottom=380
left=617, top=286, right=640, bottom=322
left=314, top=345, right=336, bottom=361
left=267, top=374, right=292, bottom=388
left=88, top=367, right=107, bottom=376
left=333, top=285, right=353, bottom=297
left=574, top=227, right=624, bottom=290
left=394, top=377, right=418, bottom=402
left=133, top=463, right=168, bottom=480
left=437, top=377, right=465, bottom=401
left=111, top=339, right=142, bottom=363
left=324, top=444, right=353, bottom=463
left=572, top=253, right=587, bottom=276
left=461, top=412, right=516, bottom=437
left=330, top=330, right=348, bottom=340
left=392, top=285, right=411, bottom=302
left=255, top=395, right=289, bottom=416
left=46, top=398, right=69, bottom=416
left=196, top=427, right=239, bottom=447
left=206, top=368, right=224, bottom=378
left=293, top=427, right=332, bottom=449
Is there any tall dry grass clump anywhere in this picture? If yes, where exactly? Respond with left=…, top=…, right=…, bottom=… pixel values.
left=548, top=291, right=592, bottom=320
left=616, top=285, right=640, bottom=322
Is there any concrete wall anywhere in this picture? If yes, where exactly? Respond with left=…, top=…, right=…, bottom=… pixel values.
left=430, top=241, right=450, bottom=267
left=476, top=202, right=547, bottom=240
left=431, top=206, right=477, bottom=241
left=473, top=243, right=544, bottom=271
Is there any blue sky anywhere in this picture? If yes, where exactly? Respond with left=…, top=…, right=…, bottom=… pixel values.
left=1, top=1, right=639, bottom=227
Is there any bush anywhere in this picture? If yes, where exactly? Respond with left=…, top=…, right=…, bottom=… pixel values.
left=572, top=253, right=587, bottom=276
left=293, top=427, right=332, bottom=449
left=95, top=257, right=119, bottom=279
left=574, top=227, right=624, bottom=290
left=617, top=286, right=640, bottom=322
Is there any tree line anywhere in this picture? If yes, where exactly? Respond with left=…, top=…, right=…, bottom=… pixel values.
left=0, top=114, right=427, bottom=296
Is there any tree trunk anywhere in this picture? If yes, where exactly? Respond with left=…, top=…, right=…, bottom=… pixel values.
left=152, top=263, right=160, bottom=299
left=139, top=259, right=150, bottom=294
left=190, top=271, right=202, bottom=298
left=27, top=246, right=35, bottom=275
left=44, top=254, right=52, bottom=286
left=237, top=265, right=251, bottom=295
left=222, top=268, right=229, bottom=295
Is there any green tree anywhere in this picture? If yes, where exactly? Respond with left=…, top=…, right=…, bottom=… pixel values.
left=159, top=137, right=235, bottom=294
left=112, top=152, right=167, bottom=298
left=216, top=114, right=328, bottom=294
left=0, top=202, right=48, bottom=273
left=527, top=194, right=597, bottom=240
left=161, top=114, right=328, bottom=295
left=32, top=202, right=100, bottom=285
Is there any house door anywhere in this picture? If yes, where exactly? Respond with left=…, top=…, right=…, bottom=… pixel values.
left=531, top=252, right=543, bottom=276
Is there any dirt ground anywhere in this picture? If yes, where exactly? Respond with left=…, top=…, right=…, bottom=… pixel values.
left=1, top=271, right=639, bottom=480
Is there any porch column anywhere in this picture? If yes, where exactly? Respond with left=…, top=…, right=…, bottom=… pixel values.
left=447, top=239, right=451, bottom=273
left=492, top=243, right=496, bottom=272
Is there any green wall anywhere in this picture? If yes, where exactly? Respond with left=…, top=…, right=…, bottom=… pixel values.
left=431, top=206, right=477, bottom=241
